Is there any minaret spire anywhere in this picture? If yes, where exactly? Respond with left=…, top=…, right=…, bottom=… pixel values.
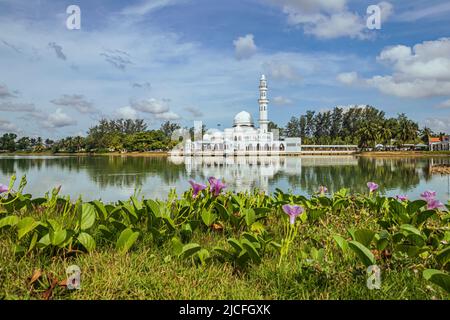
left=258, top=74, right=269, bottom=133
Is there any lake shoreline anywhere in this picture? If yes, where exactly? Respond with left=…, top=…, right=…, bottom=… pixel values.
left=1, top=150, right=450, bottom=157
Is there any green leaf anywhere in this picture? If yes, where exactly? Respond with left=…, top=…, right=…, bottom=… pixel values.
left=318, top=197, right=331, bottom=207
left=197, top=249, right=210, bottom=265
left=244, top=208, right=256, bottom=227
left=400, top=224, right=423, bottom=238
left=390, top=200, right=409, bottom=223
left=172, top=237, right=183, bottom=256
left=375, top=230, right=390, bottom=251
left=227, top=238, right=243, bottom=253
left=179, top=243, right=201, bottom=259
left=415, top=210, right=435, bottom=225
left=214, top=203, right=230, bottom=220
left=348, top=240, right=376, bottom=267
left=0, top=215, right=19, bottom=229
left=91, top=200, right=108, bottom=220
left=241, top=239, right=261, bottom=264
left=213, top=247, right=234, bottom=261
left=333, top=235, right=349, bottom=253
left=37, top=233, right=50, bottom=248
left=28, top=232, right=38, bottom=252
left=116, top=228, right=139, bottom=254
left=17, top=217, right=39, bottom=240
left=354, top=229, right=375, bottom=247
left=241, top=232, right=259, bottom=244
left=78, top=232, right=96, bottom=252
left=407, top=200, right=427, bottom=215
left=395, top=244, right=423, bottom=257
left=423, top=269, right=450, bottom=293
left=436, top=247, right=450, bottom=267
left=50, top=229, right=67, bottom=246
left=81, top=203, right=96, bottom=231
left=145, top=199, right=161, bottom=218
left=201, top=209, right=217, bottom=227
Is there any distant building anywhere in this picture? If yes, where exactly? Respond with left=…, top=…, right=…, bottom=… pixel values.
left=429, top=135, right=450, bottom=151
left=181, top=75, right=301, bottom=155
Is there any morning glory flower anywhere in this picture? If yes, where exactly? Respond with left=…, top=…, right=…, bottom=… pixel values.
left=367, top=182, right=379, bottom=193
left=208, top=177, right=226, bottom=196
left=282, top=204, right=304, bottom=225
left=0, top=184, right=8, bottom=194
left=395, top=195, right=408, bottom=202
left=427, top=199, right=444, bottom=210
left=318, top=186, right=328, bottom=195
left=420, top=190, right=437, bottom=201
left=188, top=180, right=206, bottom=198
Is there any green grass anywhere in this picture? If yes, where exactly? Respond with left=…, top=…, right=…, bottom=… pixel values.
left=0, top=177, right=449, bottom=300
left=1, top=202, right=448, bottom=300
left=1, top=239, right=444, bottom=300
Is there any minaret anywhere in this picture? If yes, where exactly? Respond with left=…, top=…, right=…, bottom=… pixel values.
left=258, top=74, right=269, bottom=133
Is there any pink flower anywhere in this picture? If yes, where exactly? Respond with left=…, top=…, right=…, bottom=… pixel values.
left=0, top=184, right=8, bottom=194
left=282, top=204, right=304, bottom=225
left=426, top=199, right=444, bottom=210
left=367, top=182, right=379, bottom=193
left=420, top=190, right=436, bottom=201
left=188, top=180, right=207, bottom=198
left=208, top=177, right=226, bottom=196
left=395, top=195, right=408, bottom=202
left=318, top=186, right=328, bottom=195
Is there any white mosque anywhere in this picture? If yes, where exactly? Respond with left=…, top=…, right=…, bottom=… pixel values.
left=178, top=75, right=302, bottom=156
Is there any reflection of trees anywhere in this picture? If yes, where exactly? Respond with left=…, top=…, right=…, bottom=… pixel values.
left=287, top=157, right=429, bottom=194
left=0, top=156, right=186, bottom=189
left=0, top=155, right=437, bottom=195
left=85, top=156, right=185, bottom=188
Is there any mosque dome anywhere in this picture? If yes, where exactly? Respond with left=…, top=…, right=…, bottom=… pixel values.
left=233, top=111, right=254, bottom=127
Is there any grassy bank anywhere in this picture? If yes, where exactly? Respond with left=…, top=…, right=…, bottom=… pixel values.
left=0, top=177, right=449, bottom=300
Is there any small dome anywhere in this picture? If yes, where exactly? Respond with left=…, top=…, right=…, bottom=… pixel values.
left=233, top=111, right=254, bottom=127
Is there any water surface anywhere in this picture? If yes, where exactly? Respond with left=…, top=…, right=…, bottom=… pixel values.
left=0, top=155, right=449, bottom=203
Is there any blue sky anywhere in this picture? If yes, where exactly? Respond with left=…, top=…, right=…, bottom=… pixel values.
left=0, top=0, right=450, bottom=138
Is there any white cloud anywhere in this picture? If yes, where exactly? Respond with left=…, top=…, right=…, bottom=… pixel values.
left=184, top=106, right=203, bottom=117
left=303, top=11, right=366, bottom=39
left=378, top=1, right=394, bottom=21
left=233, top=34, right=257, bottom=60
left=436, top=99, right=450, bottom=109
left=396, top=2, right=450, bottom=22
left=423, top=117, right=450, bottom=134
left=268, top=0, right=392, bottom=39
left=272, top=96, right=293, bottom=106
left=0, top=84, right=16, bottom=99
left=51, top=94, right=96, bottom=114
left=121, top=0, right=184, bottom=16
left=262, top=60, right=301, bottom=81
left=337, top=72, right=359, bottom=85
left=131, top=98, right=170, bottom=114
left=116, top=106, right=138, bottom=119
left=44, top=108, right=77, bottom=128
left=154, top=111, right=181, bottom=121
left=0, top=101, right=35, bottom=112
left=0, top=119, right=19, bottom=133
left=365, top=38, right=450, bottom=98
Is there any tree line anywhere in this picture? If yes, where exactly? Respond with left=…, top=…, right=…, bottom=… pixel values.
left=0, top=120, right=182, bottom=153
left=0, top=105, right=446, bottom=153
left=283, top=105, right=441, bottom=148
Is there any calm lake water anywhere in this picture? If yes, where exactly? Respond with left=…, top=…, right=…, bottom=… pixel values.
left=0, top=155, right=449, bottom=203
